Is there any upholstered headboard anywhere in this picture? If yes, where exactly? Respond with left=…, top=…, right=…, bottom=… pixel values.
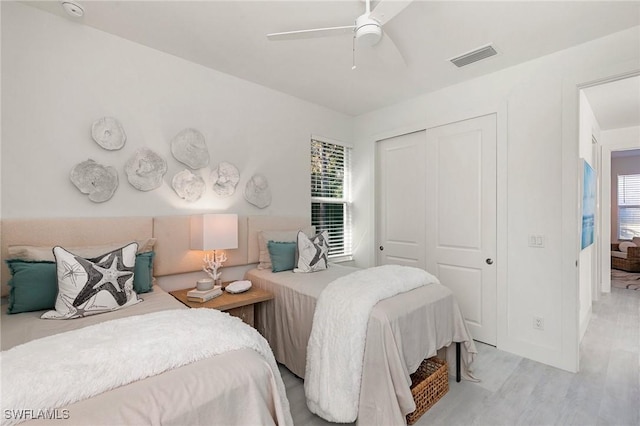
left=1, top=214, right=311, bottom=297
left=1, top=217, right=153, bottom=297
left=246, top=215, right=312, bottom=263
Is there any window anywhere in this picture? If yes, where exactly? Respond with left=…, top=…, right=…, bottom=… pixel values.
left=311, top=137, right=352, bottom=259
left=618, top=173, right=640, bottom=239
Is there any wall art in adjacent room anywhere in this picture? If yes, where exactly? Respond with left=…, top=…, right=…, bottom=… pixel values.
left=70, top=159, right=119, bottom=202
left=211, top=161, right=240, bottom=197
left=91, top=117, right=126, bottom=150
left=170, top=128, right=209, bottom=169
left=581, top=159, right=596, bottom=250
left=172, top=169, right=205, bottom=202
left=124, top=148, right=167, bottom=191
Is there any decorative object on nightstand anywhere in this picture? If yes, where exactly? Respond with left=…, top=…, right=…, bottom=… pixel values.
left=187, top=287, right=223, bottom=303
left=190, top=214, right=239, bottom=287
left=196, top=278, right=215, bottom=291
left=225, top=280, right=252, bottom=294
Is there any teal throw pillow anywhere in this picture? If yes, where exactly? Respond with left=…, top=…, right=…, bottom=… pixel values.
left=6, top=260, right=57, bottom=314
left=267, top=241, right=297, bottom=272
left=133, top=251, right=155, bottom=294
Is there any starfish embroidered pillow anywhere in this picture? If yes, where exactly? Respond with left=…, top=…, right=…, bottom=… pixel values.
left=294, top=230, right=329, bottom=273
left=42, top=243, right=141, bottom=320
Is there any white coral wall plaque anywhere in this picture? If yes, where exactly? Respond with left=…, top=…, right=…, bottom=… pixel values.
left=171, top=128, right=209, bottom=169
left=211, top=161, right=240, bottom=197
left=172, top=169, right=205, bottom=202
left=91, top=117, right=126, bottom=150
left=244, top=174, right=272, bottom=208
left=70, top=159, right=119, bottom=202
left=124, top=148, right=167, bottom=191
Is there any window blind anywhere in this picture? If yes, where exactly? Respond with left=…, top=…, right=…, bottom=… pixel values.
left=311, top=138, right=352, bottom=258
left=618, top=173, right=640, bottom=239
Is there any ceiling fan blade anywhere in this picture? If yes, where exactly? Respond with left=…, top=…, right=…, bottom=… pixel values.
left=267, top=25, right=355, bottom=41
left=369, top=0, right=413, bottom=25
left=372, top=32, right=406, bottom=69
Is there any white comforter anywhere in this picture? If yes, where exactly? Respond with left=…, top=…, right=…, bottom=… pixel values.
left=2, top=309, right=293, bottom=426
left=304, top=265, right=438, bottom=423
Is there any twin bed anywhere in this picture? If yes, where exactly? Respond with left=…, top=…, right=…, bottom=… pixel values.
left=1, top=217, right=291, bottom=426
left=244, top=216, right=476, bottom=425
left=1, top=288, right=291, bottom=426
left=1, top=215, right=476, bottom=426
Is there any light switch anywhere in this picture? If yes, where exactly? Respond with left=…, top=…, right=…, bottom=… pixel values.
left=528, top=234, right=545, bottom=248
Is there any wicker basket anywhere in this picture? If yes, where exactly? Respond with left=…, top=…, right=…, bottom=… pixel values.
left=406, top=357, right=449, bottom=425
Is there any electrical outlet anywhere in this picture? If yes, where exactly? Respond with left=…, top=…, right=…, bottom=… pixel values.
left=533, top=316, right=544, bottom=330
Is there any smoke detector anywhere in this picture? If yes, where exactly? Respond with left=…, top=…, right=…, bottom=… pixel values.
left=61, top=1, right=84, bottom=18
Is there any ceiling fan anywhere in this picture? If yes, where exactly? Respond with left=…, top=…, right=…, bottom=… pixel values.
left=266, top=0, right=413, bottom=69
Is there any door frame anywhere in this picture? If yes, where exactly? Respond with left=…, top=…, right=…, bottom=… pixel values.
left=373, top=104, right=508, bottom=349
left=562, top=64, right=640, bottom=373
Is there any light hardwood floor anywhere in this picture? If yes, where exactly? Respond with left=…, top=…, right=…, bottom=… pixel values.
left=281, top=286, right=639, bottom=425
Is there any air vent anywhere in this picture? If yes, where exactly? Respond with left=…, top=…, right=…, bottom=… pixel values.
left=449, top=44, right=497, bottom=68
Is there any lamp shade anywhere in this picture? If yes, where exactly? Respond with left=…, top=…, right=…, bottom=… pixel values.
left=190, top=214, right=238, bottom=251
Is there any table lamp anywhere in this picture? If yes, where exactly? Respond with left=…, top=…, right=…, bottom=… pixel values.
left=190, top=214, right=238, bottom=289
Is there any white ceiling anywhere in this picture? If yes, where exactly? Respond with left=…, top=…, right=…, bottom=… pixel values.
left=583, top=76, right=640, bottom=130
left=26, top=0, right=640, bottom=117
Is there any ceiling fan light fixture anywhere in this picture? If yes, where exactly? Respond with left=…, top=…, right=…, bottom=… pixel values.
left=355, top=15, right=382, bottom=46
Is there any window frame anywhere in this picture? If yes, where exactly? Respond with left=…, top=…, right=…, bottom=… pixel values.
left=310, top=135, right=353, bottom=261
left=617, top=173, right=640, bottom=240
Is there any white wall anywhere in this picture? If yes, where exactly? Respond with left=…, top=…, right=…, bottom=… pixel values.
left=352, top=26, right=640, bottom=371
left=610, top=151, right=640, bottom=240
left=577, top=92, right=601, bottom=341
left=1, top=3, right=352, bottom=223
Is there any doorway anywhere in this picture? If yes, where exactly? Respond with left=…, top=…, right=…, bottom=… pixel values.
left=579, top=76, right=640, bottom=338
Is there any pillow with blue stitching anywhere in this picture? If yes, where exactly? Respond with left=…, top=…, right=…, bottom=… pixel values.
left=294, top=231, right=329, bottom=273
left=42, top=243, right=141, bottom=320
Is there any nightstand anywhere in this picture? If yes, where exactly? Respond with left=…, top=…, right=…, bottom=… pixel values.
left=169, top=284, right=273, bottom=328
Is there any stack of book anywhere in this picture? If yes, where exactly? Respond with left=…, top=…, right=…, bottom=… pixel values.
left=187, top=287, right=223, bottom=303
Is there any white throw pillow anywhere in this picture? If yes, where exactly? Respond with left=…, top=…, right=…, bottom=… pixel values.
left=294, top=230, right=329, bottom=273
left=257, top=227, right=315, bottom=270
left=619, top=241, right=637, bottom=253
left=42, top=243, right=141, bottom=320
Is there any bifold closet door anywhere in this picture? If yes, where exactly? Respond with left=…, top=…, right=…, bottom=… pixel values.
left=375, top=130, right=427, bottom=269
left=425, top=114, right=497, bottom=345
left=375, top=115, right=497, bottom=345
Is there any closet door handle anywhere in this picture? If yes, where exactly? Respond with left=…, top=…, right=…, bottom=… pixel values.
left=379, top=246, right=384, bottom=251
left=486, top=258, right=493, bottom=265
